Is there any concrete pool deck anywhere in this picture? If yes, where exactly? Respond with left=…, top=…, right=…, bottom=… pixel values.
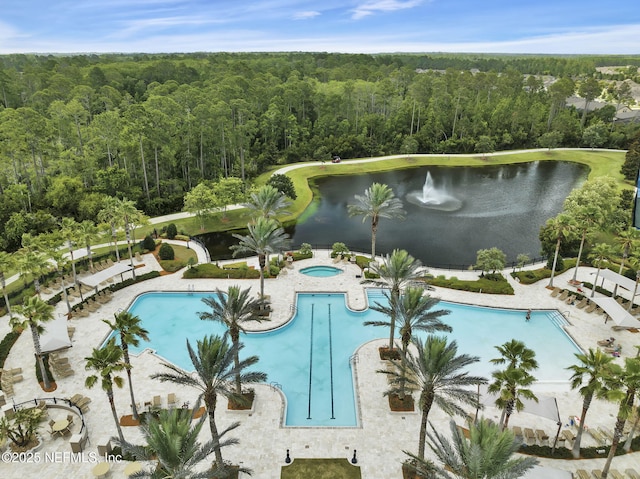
left=1, top=246, right=640, bottom=478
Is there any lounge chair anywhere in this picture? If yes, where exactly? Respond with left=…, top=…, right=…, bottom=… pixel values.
left=576, top=298, right=588, bottom=309
left=561, top=429, right=575, bottom=444
left=627, top=469, right=640, bottom=479
left=575, top=470, right=591, bottom=479
left=168, top=393, right=177, bottom=407
left=153, top=395, right=162, bottom=407
left=550, top=287, right=562, bottom=297
left=11, top=375, right=23, bottom=383
left=588, top=428, right=606, bottom=445
left=67, top=414, right=74, bottom=426
left=558, top=290, right=569, bottom=301
left=524, top=427, right=535, bottom=443
left=604, top=345, right=622, bottom=354
left=535, top=429, right=549, bottom=445
left=597, top=337, right=615, bottom=347
left=565, top=294, right=576, bottom=304
left=592, top=470, right=603, bottom=479
left=511, top=426, right=523, bottom=439
left=10, top=367, right=23, bottom=375
left=585, top=303, right=598, bottom=313
left=70, top=394, right=83, bottom=403
left=609, top=471, right=625, bottom=479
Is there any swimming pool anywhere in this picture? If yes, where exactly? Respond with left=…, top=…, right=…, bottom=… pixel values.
left=299, top=265, right=343, bottom=277
left=123, top=290, right=580, bottom=427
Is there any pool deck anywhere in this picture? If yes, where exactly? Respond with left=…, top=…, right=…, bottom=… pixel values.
left=1, top=246, right=640, bottom=478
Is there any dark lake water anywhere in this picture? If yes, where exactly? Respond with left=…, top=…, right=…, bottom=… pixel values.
left=199, top=161, right=588, bottom=267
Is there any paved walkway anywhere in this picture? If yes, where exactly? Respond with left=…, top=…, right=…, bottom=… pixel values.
left=1, top=249, right=639, bottom=478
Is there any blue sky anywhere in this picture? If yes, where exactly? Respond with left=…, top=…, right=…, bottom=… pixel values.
left=1, top=0, right=638, bottom=55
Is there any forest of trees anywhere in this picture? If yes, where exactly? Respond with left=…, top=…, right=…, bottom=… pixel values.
left=1, top=51, right=640, bottom=252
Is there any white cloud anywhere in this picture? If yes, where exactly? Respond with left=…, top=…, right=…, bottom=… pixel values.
left=351, top=0, right=423, bottom=20
left=292, top=11, right=321, bottom=20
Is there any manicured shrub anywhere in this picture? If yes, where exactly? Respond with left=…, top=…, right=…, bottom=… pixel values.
left=183, top=264, right=260, bottom=279
left=166, top=223, right=178, bottom=239
left=142, top=235, right=156, bottom=252
left=158, top=243, right=175, bottom=260
left=299, top=243, right=312, bottom=255
left=331, top=242, right=349, bottom=256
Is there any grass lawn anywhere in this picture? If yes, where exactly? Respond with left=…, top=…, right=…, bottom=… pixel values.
left=157, top=243, right=198, bottom=273
left=281, top=459, right=361, bottom=479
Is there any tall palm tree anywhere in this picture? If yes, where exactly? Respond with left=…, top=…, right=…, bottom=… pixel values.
left=244, top=184, right=291, bottom=221
left=115, top=198, right=142, bottom=280
left=85, top=337, right=127, bottom=443
left=231, top=217, right=290, bottom=299
left=11, top=296, right=55, bottom=390
left=613, top=228, right=639, bottom=297
left=367, top=249, right=425, bottom=350
left=98, top=196, right=122, bottom=262
left=600, top=357, right=640, bottom=479
left=391, top=336, right=486, bottom=460
left=568, top=203, right=601, bottom=284
left=37, top=232, right=73, bottom=314
left=406, top=418, right=538, bottom=479
left=76, top=220, right=101, bottom=273
left=589, top=243, right=615, bottom=298
left=103, top=311, right=150, bottom=421
left=0, top=251, right=15, bottom=318
left=567, top=348, right=615, bottom=458
left=488, top=367, right=538, bottom=431
left=152, top=334, right=266, bottom=474
left=545, top=213, right=577, bottom=288
left=113, top=405, right=229, bottom=479
left=199, top=285, right=267, bottom=395
left=59, top=216, right=80, bottom=286
left=347, top=182, right=406, bottom=261
left=17, top=235, right=50, bottom=296
left=369, top=286, right=452, bottom=399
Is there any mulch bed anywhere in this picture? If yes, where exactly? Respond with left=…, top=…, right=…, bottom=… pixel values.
left=389, top=393, right=415, bottom=412
left=378, top=347, right=401, bottom=360
left=39, top=381, right=57, bottom=392
left=228, top=391, right=255, bottom=410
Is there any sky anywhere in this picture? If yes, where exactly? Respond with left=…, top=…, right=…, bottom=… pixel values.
left=1, top=0, right=639, bottom=55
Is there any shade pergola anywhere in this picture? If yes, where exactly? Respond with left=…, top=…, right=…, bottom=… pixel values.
left=523, top=465, right=573, bottom=479
left=589, top=296, right=639, bottom=329
left=592, top=268, right=638, bottom=293
left=78, top=262, right=133, bottom=289
left=40, top=315, right=72, bottom=353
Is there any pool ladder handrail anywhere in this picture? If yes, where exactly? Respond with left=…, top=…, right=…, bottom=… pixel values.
left=270, top=381, right=282, bottom=390
left=289, top=303, right=297, bottom=313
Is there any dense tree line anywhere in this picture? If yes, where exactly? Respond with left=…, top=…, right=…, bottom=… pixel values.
left=1, top=52, right=639, bottom=251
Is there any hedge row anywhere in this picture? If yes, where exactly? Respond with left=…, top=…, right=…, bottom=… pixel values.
left=183, top=264, right=261, bottom=279
left=427, top=274, right=515, bottom=295
left=0, top=330, right=21, bottom=391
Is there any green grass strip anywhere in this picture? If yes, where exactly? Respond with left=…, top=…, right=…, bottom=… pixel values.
left=281, top=458, right=361, bottom=479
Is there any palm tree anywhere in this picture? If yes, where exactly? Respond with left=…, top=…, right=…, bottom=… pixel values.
left=59, top=216, right=80, bottom=286
left=490, top=339, right=539, bottom=372
left=613, top=228, right=639, bottom=297
left=98, top=196, right=122, bottom=262
left=17, top=236, right=50, bottom=296
left=199, top=285, right=267, bottom=395
left=347, top=182, right=406, bottom=261
left=231, top=217, right=290, bottom=299
left=244, top=184, right=291, bottom=220
left=11, top=296, right=55, bottom=390
left=114, top=198, right=142, bottom=280
left=567, top=348, right=615, bottom=458
left=600, top=357, right=640, bottom=479
left=152, top=334, right=266, bottom=474
left=589, top=243, right=615, bottom=298
left=369, top=286, right=452, bottom=399
left=488, top=367, right=537, bottom=431
left=367, top=249, right=425, bottom=351
left=76, top=220, right=101, bottom=273
left=545, top=213, right=577, bottom=288
left=568, top=203, right=602, bottom=284
left=406, top=418, right=538, bottom=479
left=0, top=251, right=15, bottom=318
left=85, top=337, right=127, bottom=443
left=103, top=311, right=150, bottom=421
left=37, top=232, right=73, bottom=314
left=113, top=405, right=230, bottom=479
left=391, top=336, right=486, bottom=460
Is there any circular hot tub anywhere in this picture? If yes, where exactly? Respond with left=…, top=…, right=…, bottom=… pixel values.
left=299, top=265, right=343, bottom=277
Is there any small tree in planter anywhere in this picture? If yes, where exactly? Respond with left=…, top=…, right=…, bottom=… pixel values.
left=299, top=243, right=312, bottom=256
left=142, top=234, right=156, bottom=252
left=331, top=242, right=349, bottom=258
left=166, top=223, right=178, bottom=239
left=0, top=408, right=44, bottom=452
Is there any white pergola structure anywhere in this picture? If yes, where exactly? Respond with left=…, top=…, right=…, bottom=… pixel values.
left=589, top=269, right=640, bottom=329
left=78, top=263, right=133, bottom=293
left=40, top=315, right=72, bottom=353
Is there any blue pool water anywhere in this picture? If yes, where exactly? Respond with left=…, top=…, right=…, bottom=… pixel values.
left=299, top=265, right=343, bottom=277
left=122, top=290, right=580, bottom=427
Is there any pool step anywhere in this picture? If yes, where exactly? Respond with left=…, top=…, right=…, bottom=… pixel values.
left=548, top=311, right=569, bottom=329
